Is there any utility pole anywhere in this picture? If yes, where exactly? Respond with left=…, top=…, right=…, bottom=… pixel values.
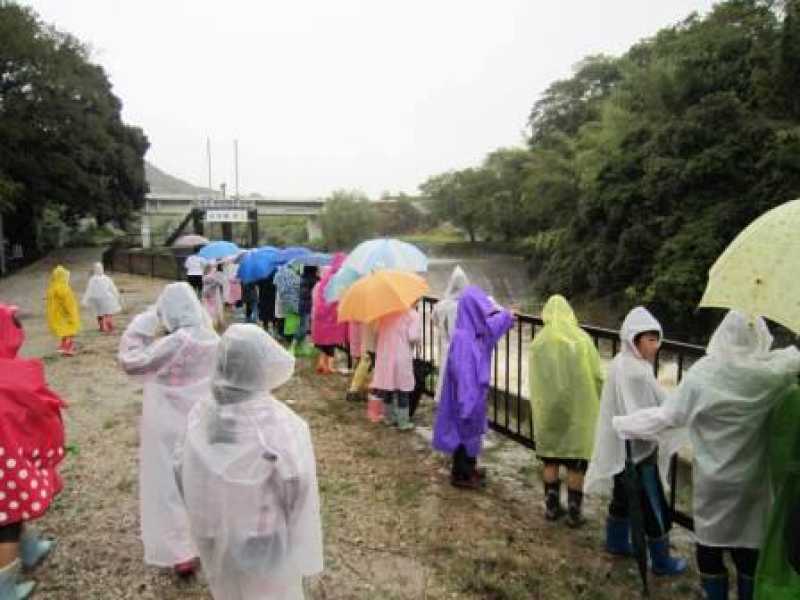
left=207, top=137, right=212, bottom=192
left=234, top=139, right=240, bottom=201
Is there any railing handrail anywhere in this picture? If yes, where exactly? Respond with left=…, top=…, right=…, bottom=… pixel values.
left=422, top=295, right=706, bottom=356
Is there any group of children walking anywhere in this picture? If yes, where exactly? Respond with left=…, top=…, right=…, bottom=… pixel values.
left=42, top=262, right=122, bottom=357
left=2, top=257, right=798, bottom=599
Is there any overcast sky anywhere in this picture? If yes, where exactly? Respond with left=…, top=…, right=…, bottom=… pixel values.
left=23, top=1, right=716, bottom=198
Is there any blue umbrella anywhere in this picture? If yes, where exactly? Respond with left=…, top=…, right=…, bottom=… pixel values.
left=198, top=241, right=240, bottom=260
left=237, top=247, right=282, bottom=284
left=278, top=246, right=312, bottom=263
left=289, top=252, right=332, bottom=268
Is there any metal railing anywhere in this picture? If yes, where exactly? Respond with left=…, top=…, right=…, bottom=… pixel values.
left=417, top=295, right=704, bottom=530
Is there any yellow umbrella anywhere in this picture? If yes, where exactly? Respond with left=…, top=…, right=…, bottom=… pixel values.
left=338, top=270, right=429, bottom=323
left=699, top=198, right=800, bottom=333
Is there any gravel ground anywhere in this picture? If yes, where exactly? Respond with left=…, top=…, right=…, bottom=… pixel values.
left=0, top=249, right=697, bottom=599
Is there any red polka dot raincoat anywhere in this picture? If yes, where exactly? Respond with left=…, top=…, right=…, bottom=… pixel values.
left=0, top=304, right=66, bottom=527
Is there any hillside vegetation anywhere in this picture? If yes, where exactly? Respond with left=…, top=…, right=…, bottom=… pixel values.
left=420, top=0, right=800, bottom=339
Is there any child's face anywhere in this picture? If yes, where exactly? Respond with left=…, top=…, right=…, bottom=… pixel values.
left=635, top=332, right=661, bottom=363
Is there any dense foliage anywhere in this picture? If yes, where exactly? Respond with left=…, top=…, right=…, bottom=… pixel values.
left=420, top=0, right=800, bottom=338
left=0, top=2, right=149, bottom=254
left=319, top=190, right=377, bottom=250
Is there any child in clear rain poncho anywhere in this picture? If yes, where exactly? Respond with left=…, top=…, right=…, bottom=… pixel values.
left=584, top=306, right=687, bottom=576
left=81, top=262, right=122, bottom=333
left=529, top=295, right=602, bottom=527
left=45, top=265, right=81, bottom=356
left=202, top=263, right=226, bottom=329
left=176, top=324, right=323, bottom=600
left=431, top=266, right=468, bottom=403
left=118, top=283, right=219, bottom=576
left=613, top=311, right=800, bottom=600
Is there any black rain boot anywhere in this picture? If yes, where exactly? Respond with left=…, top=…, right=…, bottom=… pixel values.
left=544, top=480, right=565, bottom=521
left=566, top=488, right=586, bottom=528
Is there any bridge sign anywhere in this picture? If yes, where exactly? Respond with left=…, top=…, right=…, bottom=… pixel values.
left=205, top=209, right=249, bottom=223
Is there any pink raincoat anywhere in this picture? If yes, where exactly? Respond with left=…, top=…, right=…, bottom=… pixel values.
left=371, top=309, right=421, bottom=393
left=348, top=322, right=363, bottom=359
left=311, top=253, right=347, bottom=346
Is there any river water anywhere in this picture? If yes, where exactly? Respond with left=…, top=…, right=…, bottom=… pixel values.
left=421, top=250, right=690, bottom=405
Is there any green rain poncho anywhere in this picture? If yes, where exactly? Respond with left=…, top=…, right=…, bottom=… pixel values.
left=529, top=295, right=603, bottom=459
left=755, top=385, right=800, bottom=599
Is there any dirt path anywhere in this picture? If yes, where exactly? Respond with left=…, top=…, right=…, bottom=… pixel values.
left=0, top=251, right=696, bottom=599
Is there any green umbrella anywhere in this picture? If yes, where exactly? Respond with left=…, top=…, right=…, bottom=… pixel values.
left=624, top=441, right=650, bottom=598
left=699, top=198, right=800, bottom=333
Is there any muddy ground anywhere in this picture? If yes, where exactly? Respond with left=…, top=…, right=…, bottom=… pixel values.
left=0, top=249, right=697, bottom=599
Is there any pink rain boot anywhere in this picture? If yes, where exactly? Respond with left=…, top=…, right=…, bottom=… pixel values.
left=366, top=394, right=383, bottom=423
left=62, top=337, right=76, bottom=357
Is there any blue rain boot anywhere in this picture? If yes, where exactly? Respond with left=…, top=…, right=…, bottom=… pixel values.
left=381, top=396, right=396, bottom=426
left=395, top=404, right=414, bottom=431
left=20, top=528, right=55, bottom=570
left=605, top=516, right=634, bottom=556
left=736, top=574, right=753, bottom=600
left=648, top=535, right=688, bottom=576
left=700, top=573, right=728, bottom=600
left=0, top=560, right=35, bottom=600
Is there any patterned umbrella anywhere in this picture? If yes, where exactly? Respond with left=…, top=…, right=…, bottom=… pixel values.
left=700, top=198, right=800, bottom=333
left=325, top=238, right=427, bottom=301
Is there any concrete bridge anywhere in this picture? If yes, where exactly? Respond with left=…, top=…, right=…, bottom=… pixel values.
left=141, top=193, right=325, bottom=246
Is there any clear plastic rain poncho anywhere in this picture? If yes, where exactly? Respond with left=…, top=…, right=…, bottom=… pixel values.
left=584, top=307, right=684, bottom=494
left=203, top=265, right=226, bottom=327
left=431, top=266, right=468, bottom=402
left=529, top=295, right=603, bottom=460
left=81, top=262, right=122, bottom=317
left=177, top=324, right=323, bottom=600
left=613, top=311, right=800, bottom=548
left=118, top=282, right=219, bottom=566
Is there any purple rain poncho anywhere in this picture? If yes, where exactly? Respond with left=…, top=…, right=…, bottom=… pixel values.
left=432, top=286, right=514, bottom=458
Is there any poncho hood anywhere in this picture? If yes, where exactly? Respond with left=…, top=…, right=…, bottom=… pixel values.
left=443, top=266, right=469, bottom=301
left=157, top=282, right=210, bottom=332
left=212, top=324, right=295, bottom=405
left=542, top=294, right=578, bottom=326
left=620, top=306, right=662, bottom=359
left=455, top=285, right=499, bottom=341
left=707, top=310, right=772, bottom=362
left=0, top=304, right=24, bottom=359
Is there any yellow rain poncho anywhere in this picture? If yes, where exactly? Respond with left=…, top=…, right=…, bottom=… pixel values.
left=529, top=295, right=602, bottom=460
left=46, top=266, right=81, bottom=338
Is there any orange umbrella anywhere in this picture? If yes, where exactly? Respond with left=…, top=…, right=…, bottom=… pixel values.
left=338, top=270, right=429, bottom=323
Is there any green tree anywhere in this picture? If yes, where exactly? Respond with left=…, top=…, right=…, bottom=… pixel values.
left=0, top=2, right=149, bottom=252
left=319, top=190, right=376, bottom=250
left=419, top=168, right=496, bottom=242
